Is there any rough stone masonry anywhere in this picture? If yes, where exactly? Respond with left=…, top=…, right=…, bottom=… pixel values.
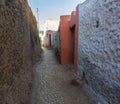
left=0, top=0, right=41, bottom=104
left=78, top=0, right=120, bottom=104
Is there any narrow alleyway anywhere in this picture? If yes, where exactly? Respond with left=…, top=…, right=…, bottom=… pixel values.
left=30, top=48, right=96, bottom=104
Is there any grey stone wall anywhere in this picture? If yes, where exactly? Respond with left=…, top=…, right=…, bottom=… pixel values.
left=0, top=0, right=41, bottom=104
left=53, top=31, right=60, bottom=49
left=78, top=0, right=120, bottom=104
left=54, top=30, right=61, bottom=62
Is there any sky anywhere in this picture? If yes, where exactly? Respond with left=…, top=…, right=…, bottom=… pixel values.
left=28, top=0, right=86, bottom=29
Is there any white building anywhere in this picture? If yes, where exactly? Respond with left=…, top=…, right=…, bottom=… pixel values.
left=40, top=18, right=59, bottom=47
left=44, top=18, right=59, bottom=31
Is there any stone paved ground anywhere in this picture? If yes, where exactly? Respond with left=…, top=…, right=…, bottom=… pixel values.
left=30, top=48, right=96, bottom=104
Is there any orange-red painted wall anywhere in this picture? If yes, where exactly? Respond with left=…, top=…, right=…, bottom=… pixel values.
left=60, top=5, right=79, bottom=74
left=70, top=5, right=79, bottom=73
left=60, top=15, right=73, bottom=64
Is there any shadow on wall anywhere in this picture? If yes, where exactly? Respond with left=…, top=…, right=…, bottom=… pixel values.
left=30, top=25, right=41, bottom=64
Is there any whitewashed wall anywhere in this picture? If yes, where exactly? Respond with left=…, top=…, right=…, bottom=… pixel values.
left=78, top=0, right=120, bottom=104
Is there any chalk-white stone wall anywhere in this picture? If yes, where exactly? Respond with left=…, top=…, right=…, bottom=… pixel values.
left=78, top=0, right=120, bottom=104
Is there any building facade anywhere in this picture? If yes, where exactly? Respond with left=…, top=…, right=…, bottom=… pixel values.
left=59, top=6, right=79, bottom=73
left=42, top=18, right=59, bottom=48
left=59, top=0, right=120, bottom=103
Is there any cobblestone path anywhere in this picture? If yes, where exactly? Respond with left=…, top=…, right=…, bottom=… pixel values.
left=30, top=48, right=96, bottom=104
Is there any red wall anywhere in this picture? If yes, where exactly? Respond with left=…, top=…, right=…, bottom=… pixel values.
left=60, top=5, right=79, bottom=74
left=47, top=30, right=53, bottom=48
left=69, top=5, right=79, bottom=73
left=60, top=15, right=74, bottom=64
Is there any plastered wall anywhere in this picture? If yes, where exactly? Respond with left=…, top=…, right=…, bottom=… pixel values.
left=0, top=0, right=41, bottom=104
left=78, top=0, right=120, bottom=104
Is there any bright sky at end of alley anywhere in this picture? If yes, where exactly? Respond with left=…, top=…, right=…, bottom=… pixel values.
left=28, top=0, right=86, bottom=29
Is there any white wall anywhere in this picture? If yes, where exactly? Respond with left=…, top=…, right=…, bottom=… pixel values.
left=78, top=0, right=120, bottom=104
